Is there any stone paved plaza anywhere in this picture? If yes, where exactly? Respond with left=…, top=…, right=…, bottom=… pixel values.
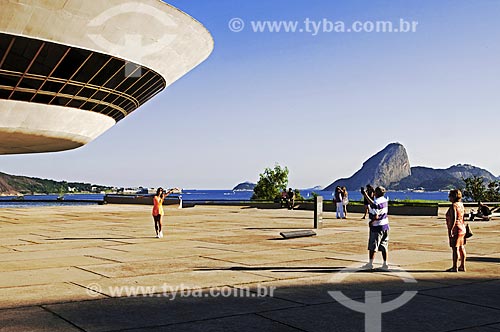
left=0, top=204, right=499, bottom=331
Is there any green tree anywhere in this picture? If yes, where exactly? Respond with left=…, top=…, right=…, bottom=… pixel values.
left=251, top=164, right=289, bottom=200
left=485, top=180, right=500, bottom=201
left=463, top=176, right=500, bottom=201
left=463, top=176, right=486, bottom=202
left=294, top=189, right=304, bottom=201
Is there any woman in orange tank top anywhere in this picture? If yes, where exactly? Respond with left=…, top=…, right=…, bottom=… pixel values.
left=445, top=189, right=467, bottom=272
left=152, top=187, right=174, bottom=238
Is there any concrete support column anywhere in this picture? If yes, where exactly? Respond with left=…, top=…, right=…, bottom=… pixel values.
left=314, top=196, right=323, bottom=229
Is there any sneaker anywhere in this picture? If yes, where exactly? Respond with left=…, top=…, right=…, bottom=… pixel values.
left=159, top=231, right=164, bottom=238
left=380, top=263, right=390, bottom=271
left=361, top=263, right=373, bottom=270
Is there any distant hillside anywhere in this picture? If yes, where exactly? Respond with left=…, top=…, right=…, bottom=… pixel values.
left=325, top=143, right=498, bottom=191
left=304, top=185, right=323, bottom=191
left=446, top=164, right=497, bottom=181
left=325, top=143, right=411, bottom=190
left=233, top=182, right=256, bottom=191
left=392, top=165, right=498, bottom=191
left=0, top=172, right=111, bottom=195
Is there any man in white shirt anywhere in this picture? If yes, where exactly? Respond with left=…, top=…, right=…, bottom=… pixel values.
left=360, top=186, right=389, bottom=271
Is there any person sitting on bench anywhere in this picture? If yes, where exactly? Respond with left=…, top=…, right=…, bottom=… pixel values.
left=280, top=189, right=288, bottom=208
left=287, top=188, right=295, bottom=210
left=470, top=201, right=492, bottom=221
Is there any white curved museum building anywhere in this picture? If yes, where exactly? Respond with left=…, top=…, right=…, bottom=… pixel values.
left=0, top=0, right=213, bottom=154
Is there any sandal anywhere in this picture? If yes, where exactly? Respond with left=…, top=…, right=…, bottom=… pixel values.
left=446, top=267, right=458, bottom=272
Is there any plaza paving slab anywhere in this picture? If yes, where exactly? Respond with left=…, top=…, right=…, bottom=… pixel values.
left=0, top=204, right=499, bottom=332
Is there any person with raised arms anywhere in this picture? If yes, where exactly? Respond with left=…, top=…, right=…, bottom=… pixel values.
left=152, top=187, right=178, bottom=238
left=360, top=186, right=390, bottom=270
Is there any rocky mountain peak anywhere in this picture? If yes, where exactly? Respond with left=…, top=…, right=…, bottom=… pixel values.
left=325, top=143, right=411, bottom=190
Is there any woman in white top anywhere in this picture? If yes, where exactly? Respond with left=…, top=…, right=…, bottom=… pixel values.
left=341, top=186, right=349, bottom=218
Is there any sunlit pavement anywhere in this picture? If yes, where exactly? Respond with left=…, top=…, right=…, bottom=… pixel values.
left=1, top=205, right=499, bottom=331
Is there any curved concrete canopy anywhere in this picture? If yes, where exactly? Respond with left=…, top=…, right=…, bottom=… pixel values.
left=0, top=0, right=213, bottom=154
left=0, top=100, right=115, bottom=154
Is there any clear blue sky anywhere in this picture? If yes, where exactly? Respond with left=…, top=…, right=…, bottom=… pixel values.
left=1, top=0, right=499, bottom=189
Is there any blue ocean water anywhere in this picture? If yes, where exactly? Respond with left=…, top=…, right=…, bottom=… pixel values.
left=0, top=194, right=104, bottom=201
left=0, top=190, right=449, bottom=208
left=179, top=190, right=449, bottom=202
left=0, top=201, right=99, bottom=208
left=0, top=193, right=104, bottom=208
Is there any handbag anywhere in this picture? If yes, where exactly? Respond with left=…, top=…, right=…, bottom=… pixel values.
left=465, top=224, right=473, bottom=239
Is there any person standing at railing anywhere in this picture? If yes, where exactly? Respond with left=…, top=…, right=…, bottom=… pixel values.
left=362, top=184, right=374, bottom=219
left=341, top=186, right=349, bottom=218
left=334, top=186, right=345, bottom=219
